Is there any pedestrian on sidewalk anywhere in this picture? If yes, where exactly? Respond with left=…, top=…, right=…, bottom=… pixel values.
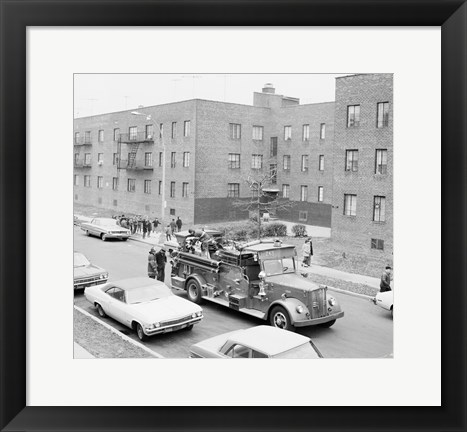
left=301, top=238, right=310, bottom=267
left=147, top=219, right=153, bottom=237
left=153, top=218, right=160, bottom=232
left=307, top=237, right=314, bottom=266
left=176, top=216, right=183, bottom=232
left=142, top=218, right=148, bottom=239
left=170, top=219, right=177, bottom=235
left=147, top=247, right=158, bottom=279
left=379, top=266, right=392, bottom=292
left=165, top=225, right=172, bottom=241
left=155, top=248, right=167, bottom=283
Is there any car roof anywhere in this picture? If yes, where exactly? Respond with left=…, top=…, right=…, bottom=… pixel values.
left=228, top=326, right=310, bottom=355
left=94, top=217, right=116, bottom=222
left=110, top=277, right=166, bottom=291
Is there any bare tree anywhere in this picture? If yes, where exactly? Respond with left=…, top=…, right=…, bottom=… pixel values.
left=231, top=168, right=295, bottom=239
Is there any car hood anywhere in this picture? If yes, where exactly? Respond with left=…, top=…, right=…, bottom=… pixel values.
left=266, top=273, right=322, bottom=291
left=129, top=295, right=202, bottom=323
left=190, top=330, right=241, bottom=356
left=74, top=264, right=106, bottom=279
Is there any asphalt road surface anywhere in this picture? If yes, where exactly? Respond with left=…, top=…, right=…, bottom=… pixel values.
left=74, top=226, right=393, bottom=359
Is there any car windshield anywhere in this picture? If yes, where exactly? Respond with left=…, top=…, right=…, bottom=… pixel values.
left=74, top=253, right=90, bottom=267
left=125, top=284, right=172, bottom=304
left=274, top=342, right=321, bottom=359
left=262, top=257, right=296, bottom=276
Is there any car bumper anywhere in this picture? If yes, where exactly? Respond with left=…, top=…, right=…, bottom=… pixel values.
left=106, top=233, right=130, bottom=239
left=293, top=311, right=344, bottom=327
left=74, top=278, right=108, bottom=290
left=144, top=316, right=203, bottom=336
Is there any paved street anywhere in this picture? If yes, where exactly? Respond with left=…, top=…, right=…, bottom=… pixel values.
left=74, top=226, right=393, bottom=359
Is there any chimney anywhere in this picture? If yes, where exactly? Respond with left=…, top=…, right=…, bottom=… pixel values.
left=262, top=83, right=275, bottom=94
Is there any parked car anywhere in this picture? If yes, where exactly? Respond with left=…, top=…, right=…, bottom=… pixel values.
left=84, top=277, right=203, bottom=341
left=189, top=325, right=323, bottom=358
left=81, top=217, right=131, bottom=241
left=372, top=290, right=393, bottom=318
left=73, top=252, right=108, bottom=290
left=73, top=214, right=92, bottom=226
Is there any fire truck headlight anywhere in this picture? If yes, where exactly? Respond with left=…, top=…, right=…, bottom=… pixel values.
left=296, top=305, right=304, bottom=314
left=328, top=297, right=336, bottom=307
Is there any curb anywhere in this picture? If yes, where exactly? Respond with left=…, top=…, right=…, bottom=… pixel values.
left=327, top=286, right=374, bottom=300
left=74, top=305, right=164, bottom=359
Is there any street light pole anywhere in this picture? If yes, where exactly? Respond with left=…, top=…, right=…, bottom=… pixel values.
left=131, top=111, right=166, bottom=223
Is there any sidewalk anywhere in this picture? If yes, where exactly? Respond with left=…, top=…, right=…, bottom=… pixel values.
left=129, top=231, right=163, bottom=246
left=74, top=342, right=95, bottom=359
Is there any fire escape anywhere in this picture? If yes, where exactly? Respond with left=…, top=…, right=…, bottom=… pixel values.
left=116, top=131, right=154, bottom=178
left=73, top=133, right=93, bottom=168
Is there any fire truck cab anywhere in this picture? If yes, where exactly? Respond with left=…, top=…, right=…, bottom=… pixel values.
left=170, top=239, right=344, bottom=331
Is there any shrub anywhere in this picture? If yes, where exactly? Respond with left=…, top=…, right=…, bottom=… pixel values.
left=291, top=224, right=307, bottom=237
left=263, top=222, right=287, bottom=237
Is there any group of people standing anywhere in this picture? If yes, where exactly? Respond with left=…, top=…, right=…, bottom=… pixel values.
left=114, top=214, right=185, bottom=240
left=147, top=247, right=168, bottom=282
left=165, top=217, right=183, bottom=240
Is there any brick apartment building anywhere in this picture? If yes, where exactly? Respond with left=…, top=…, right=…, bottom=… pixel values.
left=74, top=74, right=393, bottom=255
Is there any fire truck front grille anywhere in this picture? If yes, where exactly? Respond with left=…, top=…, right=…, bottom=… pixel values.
left=310, top=288, right=327, bottom=318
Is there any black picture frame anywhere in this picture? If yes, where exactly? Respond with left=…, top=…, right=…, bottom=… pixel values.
left=1, top=1, right=465, bottom=431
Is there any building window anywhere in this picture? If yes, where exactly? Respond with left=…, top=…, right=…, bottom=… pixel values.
left=159, top=181, right=162, bottom=195
left=300, top=185, right=308, bottom=202
left=127, top=179, right=136, bottom=192
left=182, top=182, right=189, bottom=197
left=113, top=199, right=118, bottom=207
left=183, top=152, right=190, bottom=167
left=375, top=149, right=388, bottom=174
left=282, top=184, right=290, bottom=198
left=97, top=176, right=103, bottom=189
left=98, top=130, right=104, bottom=142
left=345, top=150, right=359, bottom=172
left=74, top=175, right=79, bottom=186
left=284, top=126, right=292, bottom=140
left=320, top=123, right=326, bottom=139
left=113, top=153, right=119, bottom=166
left=251, top=154, right=263, bottom=170
left=159, top=123, right=163, bottom=138
left=301, top=155, right=309, bottom=171
left=228, top=153, right=241, bottom=169
left=283, top=155, right=291, bottom=170
left=84, top=175, right=91, bottom=188
left=184, top=120, right=191, bottom=137
left=227, top=183, right=240, bottom=198
left=144, top=180, right=152, bottom=194
left=344, top=194, right=357, bottom=216
left=113, top=128, right=120, bottom=141
left=159, top=152, right=163, bottom=167
left=229, top=123, right=241, bottom=139
left=302, top=124, right=310, bottom=141
left=74, top=132, right=80, bottom=144
left=270, top=137, right=277, bottom=157
left=347, top=105, right=360, bottom=127
left=97, top=153, right=103, bottom=164
left=253, top=126, right=263, bottom=140
left=129, top=126, right=137, bottom=140
left=112, top=177, right=118, bottom=191
left=377, top=102, right=389, bottom=128
left=270, top=164, right=277, bottom=184
left=318, top=186, right=324, bottom=202
left=146, top=124, right=154, bottom=139
left=170, top=208, right=176, bottom=216
left=84, top=153, right=91, bottom=165
left=84, top=131, right=91, bottom=144
left=298, top=211, right=308, bottom=222
left=371, top=239, right=385, bottom=250
left=171, top=122, right=177, bottom=139
left=373, top=196, right=386, bottom=222
left=144, top=152, right=153, bottom=167
left=171, top=152, right=176, bottom=168
left=74, top=153, right=79, bottom=166
left=319, top=155, right=324, bottom=171
left=170, top=181, right=176, bottom=198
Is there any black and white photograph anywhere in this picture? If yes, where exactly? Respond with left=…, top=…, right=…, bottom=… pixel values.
left=73, top=73, right=393, bottom=359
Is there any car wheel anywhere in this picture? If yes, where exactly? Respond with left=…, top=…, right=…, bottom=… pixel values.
left=122, top=238, right=128, bottom=241
left=96, top=303, right=106, bottom=318
left=269, top=306, right=295, bottom=332
left=101, top=233, right=107, bottom=241
left=391, top=306, right=393, bottom=319
left=86, top=230, right=90, bottom=236
left=186, top=279, right=203, bottom=304
left=186, top=324, right=194, bottom=331
left=320, top=319, right=336, bottom=328
left=136, top=323, right=148, bottom=341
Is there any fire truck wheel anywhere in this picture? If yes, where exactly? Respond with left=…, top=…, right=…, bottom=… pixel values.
left=269, top=306, right=295, bottom=332
left=186, top=279, right=203, bottom=304
left=320, top=319, right=336, bottom=328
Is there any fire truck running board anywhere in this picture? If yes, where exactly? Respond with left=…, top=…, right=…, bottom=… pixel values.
left=202, top=296, right=265, bottom=319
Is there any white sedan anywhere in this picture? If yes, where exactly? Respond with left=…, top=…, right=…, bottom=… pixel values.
left=85, top=277, right=203, bottom=341
left=81, top=217, right=131, bottom=241
left=189, top=325, right=323, bottom=358
left=373, top=290, right=394, bottom=318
